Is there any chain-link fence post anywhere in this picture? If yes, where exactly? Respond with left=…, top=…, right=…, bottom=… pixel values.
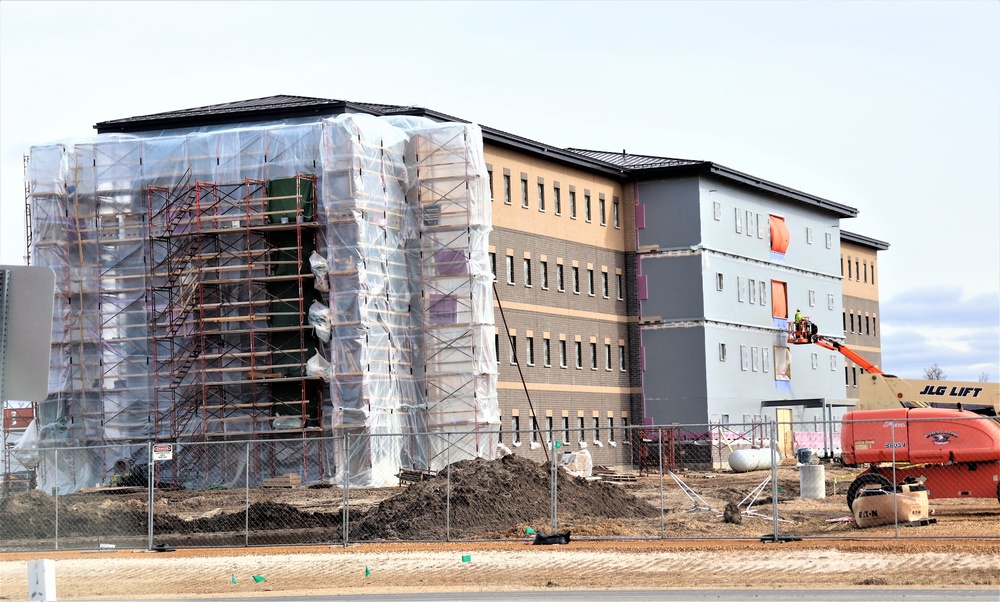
left=244, top=441, right=251, bottom=548
left=53, top=447, right=59, bottom=550
left=892, top=420, right=899, bottom=537
left=342, top=433, right=350, bottom=547
left=550, top=426, right=557, bottom=534
left=147, top=441, right=154, bottom=550
left=658, top=427, right=664, bottom=538
left=770, top=419, right=779, bottom=541
left=446, top=433, right=452, bottom=542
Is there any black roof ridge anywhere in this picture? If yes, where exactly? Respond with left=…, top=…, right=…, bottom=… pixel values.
left=92, top=94, right=859, bottom=216
left=841, top=229, right=890, bottom=250
left=567, top=146, right=706, bottom=164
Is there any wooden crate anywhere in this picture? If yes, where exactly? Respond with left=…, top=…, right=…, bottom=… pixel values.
left=262, top=473, right=301, bottom=488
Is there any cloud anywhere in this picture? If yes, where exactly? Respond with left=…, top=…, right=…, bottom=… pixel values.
left=879, top=287, right=999, bottom=381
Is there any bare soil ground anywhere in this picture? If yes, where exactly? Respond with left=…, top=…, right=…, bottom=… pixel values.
left=1, top=457, right=998, bottom=598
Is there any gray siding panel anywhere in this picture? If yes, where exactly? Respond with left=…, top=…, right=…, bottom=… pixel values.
left=640, top=327, right=708, bottom=424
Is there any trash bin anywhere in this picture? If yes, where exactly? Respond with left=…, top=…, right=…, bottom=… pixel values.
left=799, top=463, right=826, bottom=499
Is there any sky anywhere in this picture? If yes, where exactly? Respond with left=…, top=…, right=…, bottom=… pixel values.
left=1, top=1, right=997, bottom=382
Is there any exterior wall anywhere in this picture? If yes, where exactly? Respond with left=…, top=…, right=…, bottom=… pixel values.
left=636, top=174, right=848, bottom=426
left=484, top=144, right=635, bottom=466
left=840, top=239, right=884, bottom=398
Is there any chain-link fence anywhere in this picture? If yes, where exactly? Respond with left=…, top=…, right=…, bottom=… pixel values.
left=2, top=415, right=998, bottom=551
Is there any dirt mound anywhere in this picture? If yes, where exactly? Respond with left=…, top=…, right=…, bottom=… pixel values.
left=349, top=455, right=658, bottom=540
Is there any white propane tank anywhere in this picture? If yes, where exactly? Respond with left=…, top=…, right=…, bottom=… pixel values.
left=728, top=448, right=779, bottom=472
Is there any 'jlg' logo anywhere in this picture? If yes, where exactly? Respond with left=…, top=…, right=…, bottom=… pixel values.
left=919, top=385, right=984, bottom=398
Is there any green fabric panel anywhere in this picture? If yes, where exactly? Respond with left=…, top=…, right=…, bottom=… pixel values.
left=268, top=230, right=314, bottom=276
left=267, top=178, right=313, bottom=223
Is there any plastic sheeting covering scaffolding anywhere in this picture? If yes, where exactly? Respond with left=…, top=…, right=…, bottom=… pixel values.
left=20, top=114, right=498, bottom=491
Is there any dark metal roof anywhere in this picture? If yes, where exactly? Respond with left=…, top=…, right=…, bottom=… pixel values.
left=569, top=148, right=858, bottom=218
left=568, top=148, right=702, bottom=169
left=93, top=95, right=858, bottom=216
left=840, top=229, right=890, bottom=250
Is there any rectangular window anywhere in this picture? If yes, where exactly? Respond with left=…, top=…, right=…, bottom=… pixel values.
left=713, top=201, right=722, bottom=221
left=774, top=346, right=791, bottom=381
left=562, top=417, right=569, bottom=442
left=490, top=252, right=496, bottom=280
left=526, top=336, right=534, bottom=366
left=622, top=416, right=630, bottom=444
left=762, top=347, right=770, bottom=373
left=735, top=207, right=743, bottom=233
left=608, top=418, right=615, bottom=442
left=521, top=177, right=529, bottom=208
left=545, top=417, right=553, bottom=442
left=845, top=366, right=849, bottom=385
left=825, top=232, right=833, bottom=249
left=590, top=342, right=598, bottom=370
left=578, top=417, right=585, bottom=442
left=524, top=258, right=532, bottom=287
left=510, top=335, right=517, bottom=364
left=503, top=173, right=511, bottom=205
left=752, top=346, right=760, bottom=372
left=850, top=313, right=855, bottom=333
left=543, top=338, right=551, bottom=367
left=601, top=271, right=609, bottom=298
left=572, top=267, right=580, bottom=294
left=575, top=341, right=583, bottom=369
left=872, top=316, right=877, bottom=336
left=852, top=366, right=858, bottom=387
left=811, top=352, right=818, bottom=370
left=771, top=280, right=787, bottom=319
left=749, top=279, right=757, bottom=304
left=757, top=214, right=766, bottom=238
left=587, top=269, right=595, bottom=296
left=828, top=293, right=835, bottom=310
left=863, top=261, right=868, bottom=283
left=809, top=290, right=816, bottom=307
left=806, top=227, right=813, bottom=244
left=560, top=339, right=567, bottom=368
left=616, top=273, right=624, bottom=300
left=599, top=196, right=606, bottom=226
left=593, top=417, right=600, bottom=441
left=495, top=333, right=500, bottom=365
left=531, top=417, right=539, bottom=443
left=716, top=273, right=724, bottom=291
left=740, top=345, right=749, bottom=371
left=585, top=194, right=592, bottom=222
left=513, top=416, right=520, bottom=443
left=843, top=311, right=847, bottom=331
left=847, top=257, right=852, bottom=279
left=738, top=276, right=747, bottom=302
left=746, top=211, right=754, bottom=237
left=540, top=261, right=548, bottom=289
left=613, top=197, right=620, bottom=228
left=487, top=167, right=494, bottom=201
left=570, top=190, right=577, bottom=218
left=619, top=344, right=626, bottom=371
left=557, top=264, right=565, bottom=292
left=855, top=259, right=860, bottom=281
left=538, top=182, right=545, bottom=211
left=719, top=343, right=727, bottom=362
left=506, top=255, right=514, bottom=285
left=831, top=355, right=837, bottom=371
left=760, top=282, right=767, bottom=306
left=605, top=343, right=612, bottom=370
left=554, top=186, right=561, bottom=215
left=769, top=215, right=789, bottom=253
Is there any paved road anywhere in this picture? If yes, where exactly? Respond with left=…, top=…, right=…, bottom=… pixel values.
left=144, top=589, right=999, bottom=602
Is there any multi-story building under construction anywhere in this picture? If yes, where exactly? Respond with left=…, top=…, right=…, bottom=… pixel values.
left=5, top=96, right=888, bottom=492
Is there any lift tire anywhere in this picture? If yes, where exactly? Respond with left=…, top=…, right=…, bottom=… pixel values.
left=847, top=473, right=892, bottom=511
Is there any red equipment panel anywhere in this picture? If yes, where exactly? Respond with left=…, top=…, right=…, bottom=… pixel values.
left=841, top=408, right=1000, bottom=465
left=2, top=407, right=34, bottom=430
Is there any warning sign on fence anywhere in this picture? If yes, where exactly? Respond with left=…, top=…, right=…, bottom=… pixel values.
left=152, top=444, right=173, bottom=461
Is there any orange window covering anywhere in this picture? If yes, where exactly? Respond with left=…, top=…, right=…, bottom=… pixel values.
left=769, top=215, right=790, bottom=253
left=771, top=280, right=787, bottom=318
